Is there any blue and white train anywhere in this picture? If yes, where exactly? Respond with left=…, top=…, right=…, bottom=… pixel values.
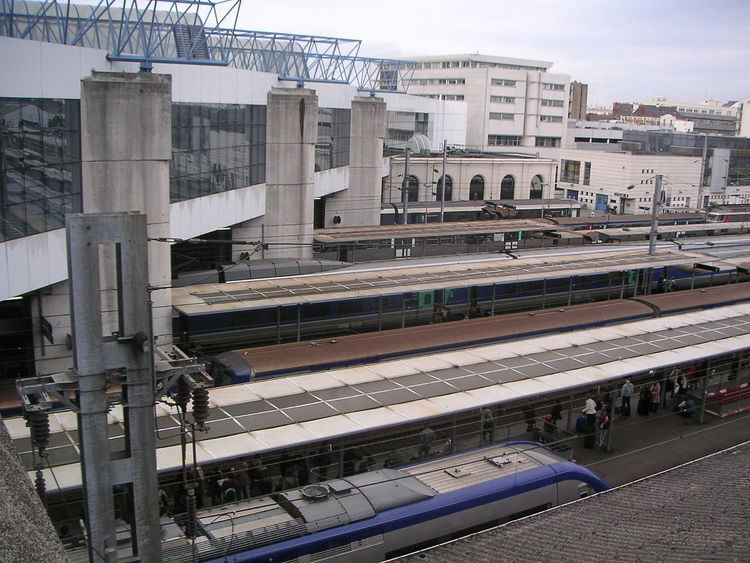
left=161, top=443, right=610, bottom=562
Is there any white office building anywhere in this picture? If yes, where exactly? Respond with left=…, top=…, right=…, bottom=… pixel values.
left=403, top=54, right=570, bottom=155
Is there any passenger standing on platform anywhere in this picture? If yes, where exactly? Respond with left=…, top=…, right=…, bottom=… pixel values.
left=419, top=427, right=435, bottom=459
left=650, top=381, right=661, bottom=413
left=620, top=379, right=634, bottom=417
left=582, top=397, right=597, bottom=426
left=674, top=371, right=688, bottom=398
left=597, top=403, right=611, bottom=449
left=551, top=402, right=563, bottom=429
left=524, top=407, right=537, bottom=432
left=480, top=408, right=494, bottom=444
left=637, top=385, right=652, bottom=416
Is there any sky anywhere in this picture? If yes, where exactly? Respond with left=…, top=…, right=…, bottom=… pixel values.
left=236, top=0, right=750, bottom=107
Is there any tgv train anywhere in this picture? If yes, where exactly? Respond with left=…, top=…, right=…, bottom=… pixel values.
left=212, top=283, right=750, bottom=384
left=160, top=443, right=610, bottom=562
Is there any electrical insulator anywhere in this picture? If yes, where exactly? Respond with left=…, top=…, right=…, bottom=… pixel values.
left=29, top=410, right=50, bottom=455
left=185, top=488, right=197, bottom=539
left=34, top=465, right=47, bottom=506
left=192, top=387, right=209, bottom=429
left=175, top=377, right=191, bottom=412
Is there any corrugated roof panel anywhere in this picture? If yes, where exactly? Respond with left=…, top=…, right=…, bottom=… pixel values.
left=208, top=384, right=261, bottom=406
left=300, top=415, right=365, bottom=439
left=427, top=391, right=486, bottom=411
left=344, top=406, right=408, bottom=428
left=252, top=424, right=316, bottom=450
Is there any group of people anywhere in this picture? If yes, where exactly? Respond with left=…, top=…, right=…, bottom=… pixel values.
left=581, top=396, right=611, bottom=450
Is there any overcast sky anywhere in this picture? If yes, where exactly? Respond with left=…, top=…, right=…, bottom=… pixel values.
left=236, top=0, right=750, bottom=107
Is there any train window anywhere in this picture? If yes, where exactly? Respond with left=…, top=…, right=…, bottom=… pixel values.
left=301, top=302, right=331, bottom=321
left=337, top=300, right=364, bottom=316
left=229, top=310, right=264, bottom=328
left=578, top=483, right=592, bottom=498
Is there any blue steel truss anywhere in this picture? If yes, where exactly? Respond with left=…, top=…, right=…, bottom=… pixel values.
left=0, top=0, right=413, bottom=91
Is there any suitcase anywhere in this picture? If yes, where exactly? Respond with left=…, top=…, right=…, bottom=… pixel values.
left=575, top=414, right=587, bottom=433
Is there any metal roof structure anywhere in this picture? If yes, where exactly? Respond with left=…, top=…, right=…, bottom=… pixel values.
left=399, top=442, right=750, bottom=562
left=0, top=0, right=413, bottom=91
left=314, top=220, right=553, bottom=243
left=11, top=301, right=750, bottom=493
left=172, top=248, right=713, bottom=313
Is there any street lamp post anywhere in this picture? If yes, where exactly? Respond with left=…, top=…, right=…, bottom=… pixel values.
left=440, top=140, right=447, bottom=223
left=401, top=148, right=411, bottom=225
left=627, top=174, right=663, bottom=256
left=647, top=174, right=663, bottom=256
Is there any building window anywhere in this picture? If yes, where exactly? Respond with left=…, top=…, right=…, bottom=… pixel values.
left=491, top=79, right=517, bottom=87
left=488, top=135, right=521, bottom=146
left=442, top=95, right=465, bottom=101
left=541, top=99, right=565, bottom=107
left=542, top=83, right=565, bottom=91
left=535, top=137, right=561, bottom=147
left=530, top=175, right=544, bottom=199
left=469, top=175, right=485, bottom=200
left=560, top=159, right=581, bottom=183
left=583, top=162, right=591, bottom=186
left=489, top=112, right=515, bottom=120
left=500, top=175, right=515, bottom=199
left=402, top=175, right=419, bottom=202
left=540, top=115, right=563, bottom=123
left=490, top=96, right=515, bottom=104
left=316, top=108, right=351, bottom=172
left=170, top=103, right=266, bottom=203
left=437, top=175, right=453, bottom=201
left=0, top=98, right=82, bottom=242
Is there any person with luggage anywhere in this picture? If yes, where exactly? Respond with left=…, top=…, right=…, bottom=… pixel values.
left=581, top=397, right=598, bottom=449
left=620, top=379, right=634, bottom=418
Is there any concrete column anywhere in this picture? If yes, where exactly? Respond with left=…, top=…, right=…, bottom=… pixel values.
left=324, top=96, right=386, bottom=228
left=32, top=71, right=173, bottom=376
left=234, top=88, right=318, bottom=259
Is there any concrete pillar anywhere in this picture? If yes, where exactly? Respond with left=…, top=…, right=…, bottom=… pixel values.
left=234, top=88, right=317, bottom=259
left=324, top=96, right=386, bottom=228
left=32, top=71, right=173, bottom=375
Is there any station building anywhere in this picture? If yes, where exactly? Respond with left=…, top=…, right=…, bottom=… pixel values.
left=403, top=54, right=570, bottom=155
left=0, top=0, right=475, bottom=381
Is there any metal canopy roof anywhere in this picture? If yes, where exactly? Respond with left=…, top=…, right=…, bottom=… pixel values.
left=172, top=249, right=715, bottom=314
left=314, top=220, right=553, bottom=243
left=14, top=302, right=750, bottom=492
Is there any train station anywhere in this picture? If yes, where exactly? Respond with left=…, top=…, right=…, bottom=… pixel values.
left=2, top=1, right=750, bottom=561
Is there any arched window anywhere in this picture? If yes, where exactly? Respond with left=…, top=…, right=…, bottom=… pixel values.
left=469, top=175, right=485, bottom=201
left=500, top=175, right=515, bottom=200
left=405, top=175, right=419, bottom=202
left=437, top=175, right=453, bottom=202
left=530, top=175, right=544, bottom=199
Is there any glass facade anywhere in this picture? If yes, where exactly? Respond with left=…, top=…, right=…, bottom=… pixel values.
left=315, top=108, right=350, bottom=172
left=170, top=103, right=266, bottom=203
left=0, top=98, right=82, bottom=242
left=384, top=111, right=430, bottom=155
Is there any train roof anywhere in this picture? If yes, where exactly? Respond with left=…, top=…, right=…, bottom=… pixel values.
left=172, top=248, right=716, bottom=315
left=596, top=221, right=750, bottom=239
left=226, top=300, right=653, bottom=377
left=15, top=301, right=750, bottom=493
left=399, top=442, right=750, bottom=562
left=222, top=283, right=750, bottom=377
left=549, top=212, right=704, bottom=226
left=159, top=443, right=552, bottom=561
left=314, top=220, right=554, bottom=243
